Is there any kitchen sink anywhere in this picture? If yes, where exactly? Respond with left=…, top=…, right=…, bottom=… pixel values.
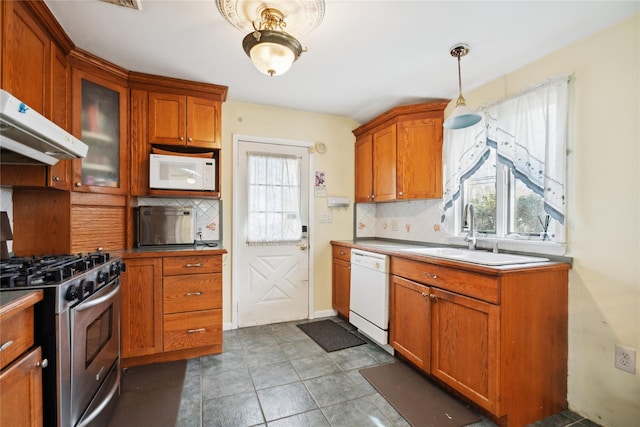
left=399, top=247, right=549, bottom=266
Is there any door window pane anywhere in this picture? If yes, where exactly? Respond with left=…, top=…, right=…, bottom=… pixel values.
left=247, top=153, right=302, bottom=244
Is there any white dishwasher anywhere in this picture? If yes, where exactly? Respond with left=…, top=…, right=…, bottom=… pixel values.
left=349, top=248, right=394, bottom=354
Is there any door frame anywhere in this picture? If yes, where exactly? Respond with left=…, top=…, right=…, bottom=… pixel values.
left=231, top=134, right=316, bottom=329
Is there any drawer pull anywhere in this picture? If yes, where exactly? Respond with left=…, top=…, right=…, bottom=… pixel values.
left=424, top=272, right=438, bottom=279
left=339, top=251, right=345, bottom=255
left=0, top=340, right=14, bottom=351
left=185, top=291, right=203, bottom=296
left=430, top=294, right=436, bottom=299
left=185, top=263, right=203, bottom=268
left=421, top=292, right=428, bottom=297
left=37, top=359, right=48, bottom=368
left=187, top=328, right=206, bottom=334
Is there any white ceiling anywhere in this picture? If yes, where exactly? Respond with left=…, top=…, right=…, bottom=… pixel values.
left=44, top=0, right=638, bottom=123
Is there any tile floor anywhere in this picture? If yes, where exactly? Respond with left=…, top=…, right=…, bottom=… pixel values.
left=175, top=317, right=599, bottom=427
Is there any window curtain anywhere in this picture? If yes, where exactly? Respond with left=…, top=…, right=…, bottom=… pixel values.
left=443, top=74, right=569, bottom=224
left=246, top=151, right=302, bottom=245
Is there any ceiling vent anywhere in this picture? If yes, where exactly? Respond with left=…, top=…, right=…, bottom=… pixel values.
left=98, top=0, right=142, bottom=10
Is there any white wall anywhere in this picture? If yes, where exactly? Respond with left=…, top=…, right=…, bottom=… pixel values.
left=452, top=14, right=639, bottom=427
left=219, top=102, right=358, bottom=323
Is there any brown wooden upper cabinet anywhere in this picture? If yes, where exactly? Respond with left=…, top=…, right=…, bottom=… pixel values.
left=353, top=101, right=448, bottom=202
left=0, top=0, right=73, bottom=190
left=148, top=92, right=221, bottom=149
left=71, top=69, right=129, bottom=195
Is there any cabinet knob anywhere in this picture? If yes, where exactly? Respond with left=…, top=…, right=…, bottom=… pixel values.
left=398, top=191, right=403, bottom=196
left=53, top=176, right=60, bottom=181
left=36, top=359, right=49, bottom=368
left=371, top=195, right=375, bottom=199
left=76, top=182, right=82, bottom=187
left=430, top=294, right=436, bottom=300
left=421, top=292, right=428, bottom=297
left=179, top=136, right=184, bottom=141
left=424, top=272, right=437, bottom=279
left=188, top=137, right=193, bottom=142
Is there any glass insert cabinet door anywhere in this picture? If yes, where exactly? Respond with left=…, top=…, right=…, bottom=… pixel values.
left=72, top=70, right=128, bottom=194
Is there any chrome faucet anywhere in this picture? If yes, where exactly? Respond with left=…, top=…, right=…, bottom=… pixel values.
left=463, top=203, right=477, bottom=250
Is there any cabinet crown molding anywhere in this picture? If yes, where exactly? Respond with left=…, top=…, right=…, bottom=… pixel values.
left=353, top=100, right=450, bottom=137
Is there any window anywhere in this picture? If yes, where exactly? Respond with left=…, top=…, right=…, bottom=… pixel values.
left=246, top=152, right=302, bottom=245
left=444, top=75, right=569, bottom=244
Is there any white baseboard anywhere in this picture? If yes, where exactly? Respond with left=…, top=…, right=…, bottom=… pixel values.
left=313, top=309, right=338, bottom=319
left=223, top=309, right=338, bottom=330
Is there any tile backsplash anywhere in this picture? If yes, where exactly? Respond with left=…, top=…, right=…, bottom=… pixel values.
left=0, top=188, right=13, bottom=253
left=135, top=197, right=221, bottom=242
left=355, top=199, right=448, bottom=244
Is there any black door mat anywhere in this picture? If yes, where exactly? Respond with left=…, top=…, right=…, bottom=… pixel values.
left=360, top=362, right=481, bottom=427
left=297, top=319, right=366, bottom=352
left=107, top=360, right=187, bottom=427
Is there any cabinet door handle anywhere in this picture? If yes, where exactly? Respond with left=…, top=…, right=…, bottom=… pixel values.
left=188, top=137, right=193, bottom=142
left=398, top=191, right=403, bottom=196
left=53, top=176, right=60, bottom=181
left=0, top=340, right=13, bottom=351
left=185, top=263, right=203, bottom=268
left=185, top=291, right=203, bottom=296
left=36, top=359, right=48, bottom=368
left=339, top=251, right=345, bottom=255
left=421, top=292, right=428, bottom=297
left=430, top=294, right=436, bottom=300
left=179, top=136, right=184, bottom=141
left=187, top=328, right=206, bottom=334
left=424, top=272, right=438, bottom=279
left=76, top=182, right=82, bottom=187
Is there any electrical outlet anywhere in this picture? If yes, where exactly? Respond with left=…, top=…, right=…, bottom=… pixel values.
left=615, top=345, right=636, bottom=374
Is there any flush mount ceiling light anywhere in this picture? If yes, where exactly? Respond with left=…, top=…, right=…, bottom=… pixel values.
left=217, top=0, right=325, bottom=77
left=443, top=43, right=482, bottom=130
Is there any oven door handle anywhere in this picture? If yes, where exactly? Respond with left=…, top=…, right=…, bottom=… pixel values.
left=76, top=365, right=122, bottom=427
left=75, top=282, right=121, bottom=312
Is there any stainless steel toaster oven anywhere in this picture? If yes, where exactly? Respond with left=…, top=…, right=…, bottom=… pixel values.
left=135, top=206, right=196, bottom=246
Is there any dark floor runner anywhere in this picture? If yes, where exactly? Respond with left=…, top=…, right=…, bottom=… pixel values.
left=297, top=319, right=366, bottom=352
left=360, top=362, right=481, bottom=427
left=107, top=360, right=187, bottom=427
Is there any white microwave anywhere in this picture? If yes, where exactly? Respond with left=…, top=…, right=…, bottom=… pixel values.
left=149, top=153, right=215, bottom=191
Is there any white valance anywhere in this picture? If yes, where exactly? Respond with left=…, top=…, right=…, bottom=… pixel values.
left=443, top=74, right=570, bottom=224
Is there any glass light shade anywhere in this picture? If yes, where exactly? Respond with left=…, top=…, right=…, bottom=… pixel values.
left=243, top=30, right=302, bottom=76
left=443, top=104, right=482, bottom=129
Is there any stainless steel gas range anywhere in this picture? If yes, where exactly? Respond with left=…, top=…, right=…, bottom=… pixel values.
left=0, top=252, right=125, bottom=427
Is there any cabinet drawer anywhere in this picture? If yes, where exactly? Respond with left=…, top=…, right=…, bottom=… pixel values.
left=163, top=255, right=221, bottom=276
left=332, top=246, right=351, bottom=262
left=163, top=273, right=222, bottom=314
left=0, top=306, right=35, bottom=370
left=390, top=257, right=499, bottom=304
left=163, top=309, right=221, bottom=352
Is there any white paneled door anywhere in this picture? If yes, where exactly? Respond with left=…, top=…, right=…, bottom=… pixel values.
left=235, top=138, right=311, bottom=327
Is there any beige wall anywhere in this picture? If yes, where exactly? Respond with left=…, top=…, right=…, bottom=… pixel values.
left=219, top=102, right=358, bottom=323
left=457, top=14, right=640, bottom=427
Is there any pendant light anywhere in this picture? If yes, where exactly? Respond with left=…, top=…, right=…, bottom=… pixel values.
left=443, top=44, right=482, bottom=130
left=242, top=8, right=303, bottom=77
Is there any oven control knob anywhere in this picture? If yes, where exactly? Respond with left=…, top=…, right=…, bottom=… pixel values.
left=65, top=284, right=79, bottom=301
left=97, top=271, right=107, bottom=284
left=85, top=280, right=95, bottom=294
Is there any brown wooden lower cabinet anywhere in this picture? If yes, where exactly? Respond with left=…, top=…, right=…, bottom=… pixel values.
left=0, top=347, right=44, bottom=427
left=331, top=244, right=351, bottom=318
left=389, top=275, right=431, bottom=372
left=0, top=291, right=45, bottom=427
left=121, top=252, right=224, bottom=367
left=389, top=256, right=569, bottom=427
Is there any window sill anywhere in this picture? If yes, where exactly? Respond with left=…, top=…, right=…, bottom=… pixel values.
left=446, top=235, right=567, bottom=257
